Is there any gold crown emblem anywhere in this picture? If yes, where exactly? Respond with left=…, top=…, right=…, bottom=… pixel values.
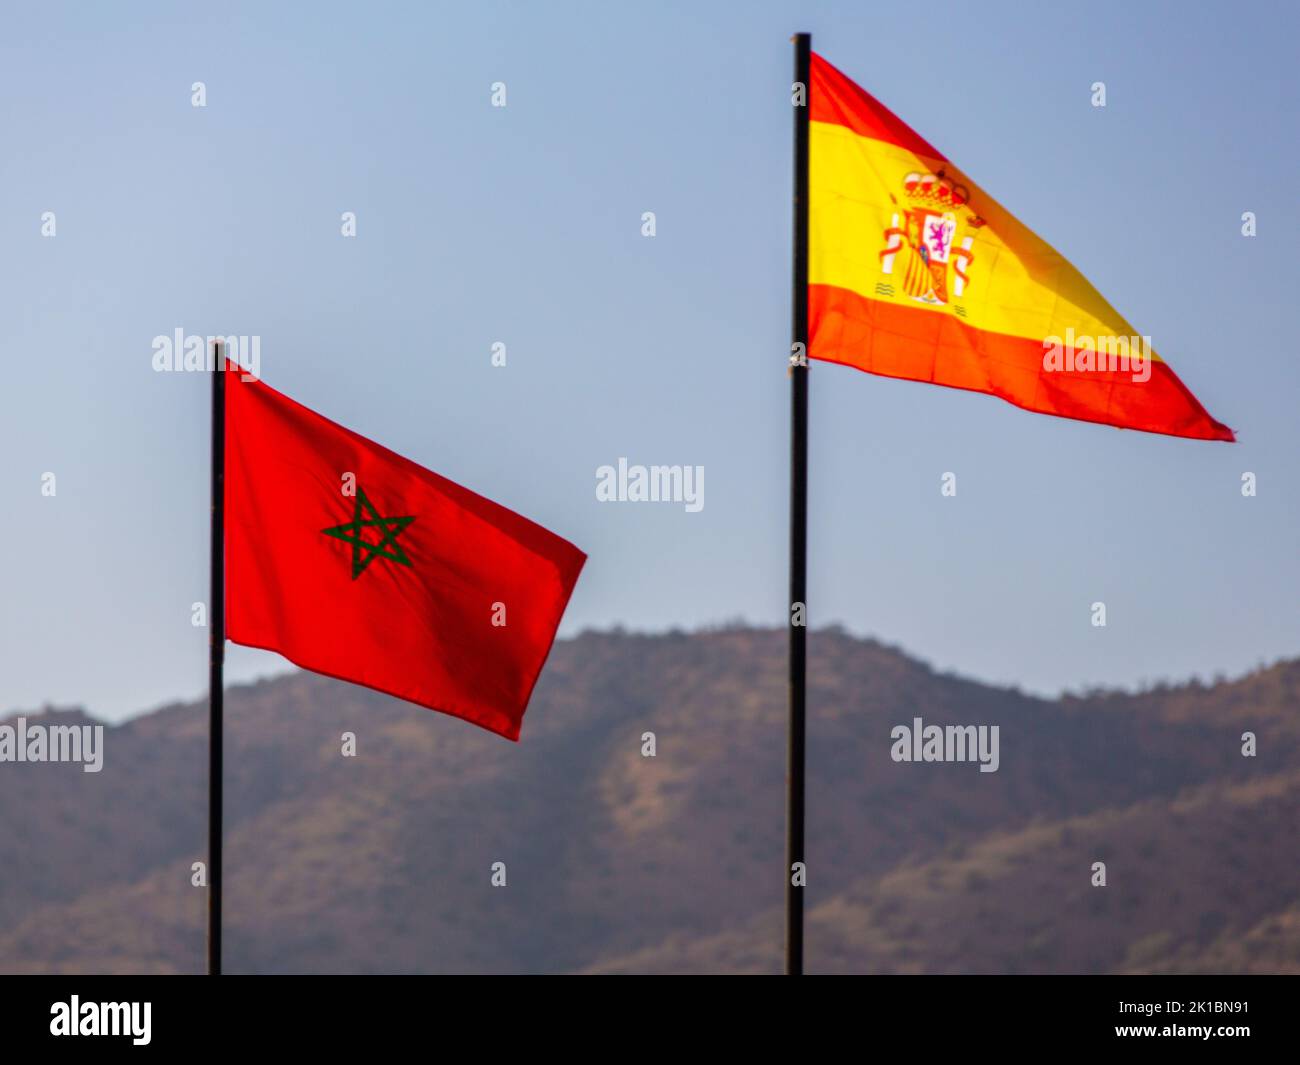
left=902, top=170, right=970, bottom=210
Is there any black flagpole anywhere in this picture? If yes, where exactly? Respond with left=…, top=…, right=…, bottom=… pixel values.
left=787, top=31, right=811, bottom=977
left=208, top=339, right=225, bottom=976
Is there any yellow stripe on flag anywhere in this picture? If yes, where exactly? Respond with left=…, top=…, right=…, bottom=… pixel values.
left=810, top=120, right=1157, bottom=356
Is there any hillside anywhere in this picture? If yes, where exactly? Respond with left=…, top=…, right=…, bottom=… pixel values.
left=1, top=627, right=1295, bottom=973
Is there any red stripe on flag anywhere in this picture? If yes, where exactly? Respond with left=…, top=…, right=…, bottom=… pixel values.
left=810, top=52, right=948, bottom=161
left=809, top=284, right=1235, bottom=442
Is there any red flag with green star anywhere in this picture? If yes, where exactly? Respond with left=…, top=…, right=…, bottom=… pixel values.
left=224, top=364, right=586, bottom=741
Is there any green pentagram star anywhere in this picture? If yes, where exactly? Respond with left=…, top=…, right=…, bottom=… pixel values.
left=321, top=487, right=416, bottom=580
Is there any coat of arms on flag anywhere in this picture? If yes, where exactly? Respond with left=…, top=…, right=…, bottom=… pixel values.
left=881, top=171, right=983, bottom=305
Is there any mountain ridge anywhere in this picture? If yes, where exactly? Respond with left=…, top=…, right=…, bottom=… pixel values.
left=1, top=627, right=1295, bottom=973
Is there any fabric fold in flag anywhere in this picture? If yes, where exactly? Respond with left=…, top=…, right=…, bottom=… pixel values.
left=224, top=364, right=586, bottom=740
left=808, top=52, right=1234, bottom=442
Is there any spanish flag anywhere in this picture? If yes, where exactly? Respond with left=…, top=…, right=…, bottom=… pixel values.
left=808, top=52, right=1234, bottom=441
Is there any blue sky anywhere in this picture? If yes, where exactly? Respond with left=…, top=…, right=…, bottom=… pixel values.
left=1, top=0, right=1296, bottom=722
